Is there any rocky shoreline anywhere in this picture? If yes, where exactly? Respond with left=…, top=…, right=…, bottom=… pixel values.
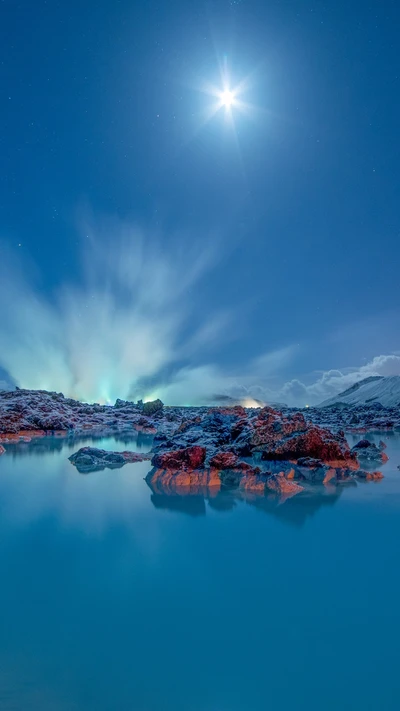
left=0, top=388, right=396, bottom=500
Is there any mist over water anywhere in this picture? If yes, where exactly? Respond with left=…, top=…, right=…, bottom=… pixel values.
left=0, top=225, right=234, bottom=404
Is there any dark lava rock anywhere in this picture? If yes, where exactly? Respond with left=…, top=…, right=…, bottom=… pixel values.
left=258, top=423, right=355, bottom=465
left=352, top=439, right=373, bottom=450
left=151, top=445, right=206, bottom=471
left=355, top=469, right=384, bottom=481
left=351, top=439, right=389, bottom=463
left=142, top=399, right=164, bottom=416
left=303, top=402, right=400, bottom=433
left=209, top=451, right=253, bottom=471
left=69, top=446, right=151, bottom=473
left=114, top=398, right=136, bottom=409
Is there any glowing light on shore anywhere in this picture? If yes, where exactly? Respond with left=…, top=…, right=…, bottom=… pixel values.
left=240, top=397, right=263, bottom=408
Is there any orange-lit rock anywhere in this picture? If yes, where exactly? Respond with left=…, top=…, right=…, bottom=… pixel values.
left=324, top=458, right=359, bottom=471
left=263, top=427, right=355, bottom=464
left=147, top=467, right=221, bottom=495
left=356, top=470, right=384, bottom=481
left=239, top=474, right=266, bottom=494
left=151, top=445, right=206, bottom=470
left=0, top=429, right=46, bottom=443
left=209, top=451, right=253, bottom=470
left=323, top=468, right=337, bottom=485
left=265, top=472, right=304, bottom=497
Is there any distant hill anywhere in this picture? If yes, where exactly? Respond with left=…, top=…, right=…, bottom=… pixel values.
left=318, top=375, right=400, bottom=408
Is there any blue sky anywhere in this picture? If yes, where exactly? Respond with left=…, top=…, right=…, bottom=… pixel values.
left=1, top=0, right=399, bottom=404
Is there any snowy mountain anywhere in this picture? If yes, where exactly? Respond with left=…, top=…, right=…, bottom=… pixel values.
left=319, top=375, right=400, bottom=408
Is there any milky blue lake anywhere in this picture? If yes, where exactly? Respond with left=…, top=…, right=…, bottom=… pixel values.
left=0, top=430, right=400, bottom=710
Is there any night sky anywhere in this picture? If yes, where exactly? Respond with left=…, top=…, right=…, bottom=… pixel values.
left=1, top=0, right=400, bottom=405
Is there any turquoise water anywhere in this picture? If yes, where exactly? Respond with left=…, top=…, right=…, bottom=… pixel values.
left=1, top=431, right=400, bottom=710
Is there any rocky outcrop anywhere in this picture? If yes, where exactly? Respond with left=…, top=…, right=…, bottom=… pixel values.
left=0, top=389, right=160, bottom=437
left=152, top=405, right=358, bottom=469
left=142, top=399, right=164, bottom=416
left=209, top=451, right=253, bottom=470
left=248, top=408, right=356, bottom=466
left=148, top=467, right=221, bottom=496
left=0, top=390, right=392, bottom=499
left=146, top=406, right=363, bottom=500
left=69, top=447, right=151, bottom=473
left=303, top=402, right=400, bottom=433
left=0, top=444, right=5, bottom=455
left=151, top=445, right=206, bottom=471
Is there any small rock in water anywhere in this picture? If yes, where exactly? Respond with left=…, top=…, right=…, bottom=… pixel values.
left=69, top=446, right=151, bottom=474
left=351, top=439, right=389, bottom=463
left=355, top=469, right=384, bottom=481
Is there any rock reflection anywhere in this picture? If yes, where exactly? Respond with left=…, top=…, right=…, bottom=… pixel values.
left=2, top=431, right=154, bottom=458
left=145, top=471, right=344, bottom=526
left=150, top=493, right=207, bottom=517
left=246, top=487, right=344, bottom=527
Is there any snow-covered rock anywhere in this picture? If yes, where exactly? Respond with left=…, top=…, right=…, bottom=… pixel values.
left=318, top=376, right=400, bottom=408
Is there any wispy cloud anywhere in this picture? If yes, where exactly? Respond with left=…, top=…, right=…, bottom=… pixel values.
left=0, top=221, right=301, bottom=405
left=0, top=221, right=228, bottom=402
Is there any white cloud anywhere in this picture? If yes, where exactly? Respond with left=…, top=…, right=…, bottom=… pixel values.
left=276, top=355, right=400, bottom=406
left=154, top=353, right=400, bottom=408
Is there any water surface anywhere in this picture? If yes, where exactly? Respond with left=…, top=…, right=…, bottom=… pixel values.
left=0, top=431, right=400, bottom=710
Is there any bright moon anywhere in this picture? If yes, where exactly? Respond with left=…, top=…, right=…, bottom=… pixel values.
left=220, top=89, right=235, bottom=107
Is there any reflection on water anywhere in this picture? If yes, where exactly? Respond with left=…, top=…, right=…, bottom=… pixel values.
left=2, top=430, right=153, bottom=458
left=0, top=430, right=400, bottom=530
left=1, top=432, right=400, bottom=710
left=148, top=480, right=345, bottom=526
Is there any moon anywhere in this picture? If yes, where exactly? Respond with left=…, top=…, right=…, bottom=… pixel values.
left=220, top=89, right=235, bottom=107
